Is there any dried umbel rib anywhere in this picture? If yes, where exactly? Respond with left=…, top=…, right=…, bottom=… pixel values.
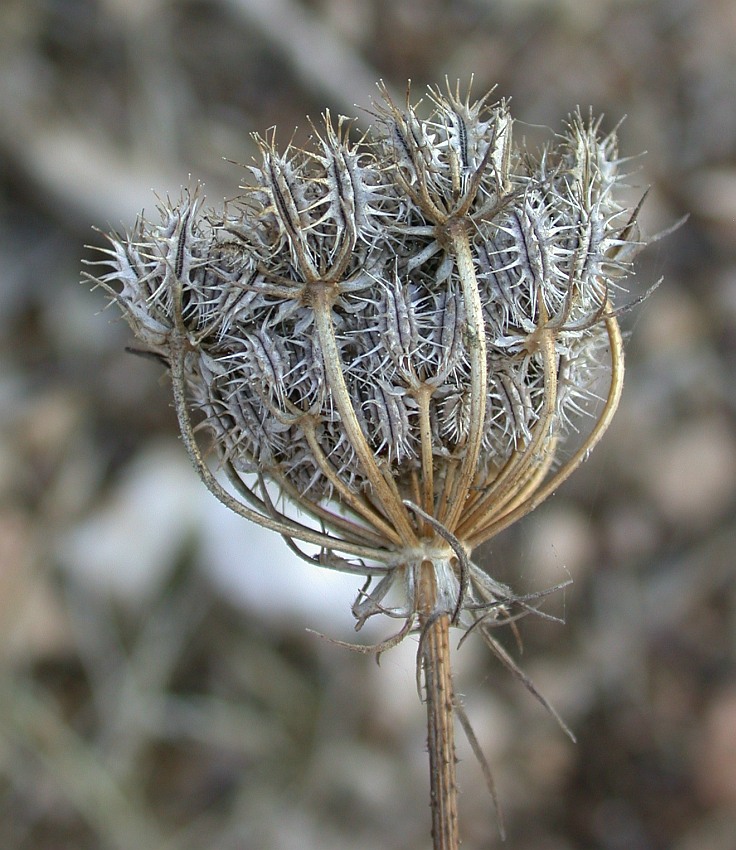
left=89, top=82, right=644, bottom=636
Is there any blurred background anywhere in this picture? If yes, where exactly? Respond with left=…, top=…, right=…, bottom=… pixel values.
left=1, top=0, right=735, bottom=848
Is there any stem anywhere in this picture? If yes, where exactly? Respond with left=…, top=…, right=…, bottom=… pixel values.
left=440, top=220, right=488, bottom=533
left=312, top=286, right=419, bottom=545
left=467, top=312, right=625, bottom=548
left=301, top=420, right=404, bottom=546
left=456, top=324, right=559, bottom=540
left=419, top=561, right=460, bottom=850
left=416, top=385, right=436, bottom=515
left=167, top=308, right=394, bottom=561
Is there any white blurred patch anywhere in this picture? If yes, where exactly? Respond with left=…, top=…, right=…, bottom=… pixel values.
left=198, top=495, right=365, bottom=636
left=58, top=439, right=371, bottom=637
left=58, top=440, right=202, bottom=602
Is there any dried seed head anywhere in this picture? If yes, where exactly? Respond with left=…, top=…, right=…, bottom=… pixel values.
left=88, top=82, right=648, bottom=637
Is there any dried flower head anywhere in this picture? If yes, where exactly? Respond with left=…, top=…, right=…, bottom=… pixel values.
left=90, top=82, right=645, bottom=640
left=89, top=79, right=650, bottom=845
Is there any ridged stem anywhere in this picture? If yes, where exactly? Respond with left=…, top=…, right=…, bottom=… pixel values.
left=419, top=560, right=460, bottom=850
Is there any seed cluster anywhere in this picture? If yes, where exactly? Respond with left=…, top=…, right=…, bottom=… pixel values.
left=90, top=82, right=645, bottom=631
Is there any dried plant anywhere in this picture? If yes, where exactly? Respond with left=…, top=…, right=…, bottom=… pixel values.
left=88, top=80, right=648, bottom=849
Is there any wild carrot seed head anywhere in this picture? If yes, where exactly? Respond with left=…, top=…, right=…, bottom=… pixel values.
left=88, top=81, right=647, bottom=631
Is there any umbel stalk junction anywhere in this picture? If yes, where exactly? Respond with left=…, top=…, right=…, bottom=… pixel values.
left=89, top=80, right=648, bottom=849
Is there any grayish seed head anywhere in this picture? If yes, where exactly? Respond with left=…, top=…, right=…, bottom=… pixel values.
left=88, top=83, right=649, bottom=626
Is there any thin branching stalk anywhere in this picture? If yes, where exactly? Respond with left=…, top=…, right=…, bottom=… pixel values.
left=440, top=219, right=488, bottom=534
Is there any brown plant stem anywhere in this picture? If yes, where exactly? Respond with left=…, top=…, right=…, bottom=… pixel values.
left=439, top=219, right=488, bottom=534
left=419, top=560, right=460, bottom=850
